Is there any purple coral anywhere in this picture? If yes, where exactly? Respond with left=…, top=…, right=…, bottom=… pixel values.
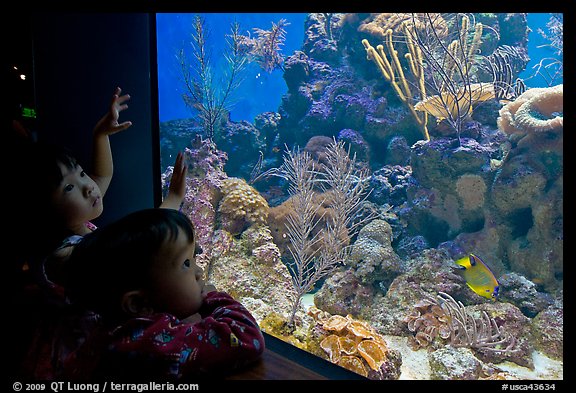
left=164, top=135, right=228, bottom=267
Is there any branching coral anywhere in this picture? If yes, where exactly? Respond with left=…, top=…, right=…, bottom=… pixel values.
left=362, top=30, right=429, bottom=141
left=497, top=84, right=563, bottom=135
left=238, top=19, right=290, bottom=73
left=179, top=15, right=248, bottom=140
left=362, top=13, right=492, bottom=143
left=274, top=139, right=372, bottom=327
left=438, top=292, right=518, bottom=354
left=406, top=13, right=490, bottom=141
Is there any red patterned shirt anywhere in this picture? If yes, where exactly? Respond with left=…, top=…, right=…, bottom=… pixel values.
left=65, top=291, right=265, bottom=379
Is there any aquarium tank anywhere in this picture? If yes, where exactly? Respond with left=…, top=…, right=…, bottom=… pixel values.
left=156, top=13, right=563, bottom=380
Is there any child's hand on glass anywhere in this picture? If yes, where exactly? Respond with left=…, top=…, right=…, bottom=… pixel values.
left=93, top=86, right=133, bottom=137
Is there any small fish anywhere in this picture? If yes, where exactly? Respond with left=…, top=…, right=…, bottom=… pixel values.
left=454, top=254, right=499, bottom=300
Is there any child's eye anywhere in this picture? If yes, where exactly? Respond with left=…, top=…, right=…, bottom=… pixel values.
left=64, top=184, right=74, bottom=193
left=80, top=171, right=86, bottom=177
left=183, top=259, right=191, bottom=269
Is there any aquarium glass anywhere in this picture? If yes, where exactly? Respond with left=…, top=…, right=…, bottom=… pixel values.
left=156, top=13, right=563, bottom=380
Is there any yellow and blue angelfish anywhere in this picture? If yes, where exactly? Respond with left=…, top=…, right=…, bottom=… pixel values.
left=454, top=253, right=499, bottom=300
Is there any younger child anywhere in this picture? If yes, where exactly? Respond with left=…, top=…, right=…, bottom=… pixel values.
left=64, top=208, right=265, bottom=379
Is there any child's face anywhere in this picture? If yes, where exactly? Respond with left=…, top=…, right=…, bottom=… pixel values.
left=148, top=228, right=205, bottom=319
left=51, top=163, right=103, bottom=233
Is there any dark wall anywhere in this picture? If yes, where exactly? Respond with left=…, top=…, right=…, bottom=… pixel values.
left=31, top=13, right=157, bottom=226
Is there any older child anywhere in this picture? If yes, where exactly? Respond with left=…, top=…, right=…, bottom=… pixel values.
left=14, top=87, right=187, bottom=274
left=11, top=87, right=187, bottom=378
left=64, top=208, right=265, bottom=379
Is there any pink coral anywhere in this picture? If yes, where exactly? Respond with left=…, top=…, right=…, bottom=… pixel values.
left=162, top=135, right=228, bottom=268
left=497, top=84, right=563, bottom=135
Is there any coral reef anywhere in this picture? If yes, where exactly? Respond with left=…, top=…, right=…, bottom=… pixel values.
left=358, top=13, right=448, bottom=40
left=313, top=269, right=377, bottom=319
left=429, top=346, right=484, bottom=380
left=530, top=303, right=563, bottom=361
left=309, top=308, right=402, bottom=379
left=217, top=177, right=270, bottom=235
left=455, top=174, right=487, bottom=211
left=162, top=135, right=228, bottom=268
left=497, top=84, right=563, bottom=135
left=159, top=12, right=563, bottom=380
left=498, top=273, right=554, bottom=317
left=207, top=230, right=294, bottom=323
left=216, top=117, right=265, bottom=180
left=348, top=219, right=404, bottom=285
left=368, top=164, right=412, bottom=206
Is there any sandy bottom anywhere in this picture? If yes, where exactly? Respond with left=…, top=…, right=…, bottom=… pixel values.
left=300, top=294, right=562, bottom=380
left=384, top=335, right=563, bottom=380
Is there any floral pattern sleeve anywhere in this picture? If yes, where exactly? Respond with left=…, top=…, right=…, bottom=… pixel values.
left=107, top=291, right=265, bottom=378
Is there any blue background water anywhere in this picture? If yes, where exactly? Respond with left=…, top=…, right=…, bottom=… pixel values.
left=519, top=13, right=563, bottom=87
left=156, top=13, right=307, bottom=124
left=156, top=13, right=562, bottom=125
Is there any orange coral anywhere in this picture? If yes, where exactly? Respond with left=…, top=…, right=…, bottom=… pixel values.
left=337, top=356, right=368, bottom=377
left=357, top=340, right=388, bottom=370
left=323, top=315, right=350, bottom=332
left=320, top=334, right=341, bottom=363
left=309, top=307, right=400, bottom=379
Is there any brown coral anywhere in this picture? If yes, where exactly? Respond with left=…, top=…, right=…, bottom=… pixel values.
left=497, top=84, right=563, bottom=135
left=405, top=292, right=519, bottom=356
left=217, top=177, right=269, bottom=235
left=310, top=307, right=401, bottom=379
left=404, top=296, right=452, bottom=350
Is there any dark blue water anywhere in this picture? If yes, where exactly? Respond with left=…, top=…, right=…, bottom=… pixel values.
left=156, top=13, right=562, bottom=124
left=156, top=13, right=307, bottom=123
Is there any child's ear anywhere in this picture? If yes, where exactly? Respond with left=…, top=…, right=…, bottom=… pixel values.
left=121, top=290, right=153, bottom=316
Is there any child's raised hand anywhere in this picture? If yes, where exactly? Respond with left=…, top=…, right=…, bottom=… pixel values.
left=168, top=151, right=187, bottom=200
left=159, top=151, right=188, bottom=210
left=93, top=87, right=133, bottom=137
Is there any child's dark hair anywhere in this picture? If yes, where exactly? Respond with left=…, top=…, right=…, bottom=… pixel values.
left=65, top=208, right=195, bottom=320
left=12, top=141, right=81, bottom=263
left=24, top=141, right=79, bottom=196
